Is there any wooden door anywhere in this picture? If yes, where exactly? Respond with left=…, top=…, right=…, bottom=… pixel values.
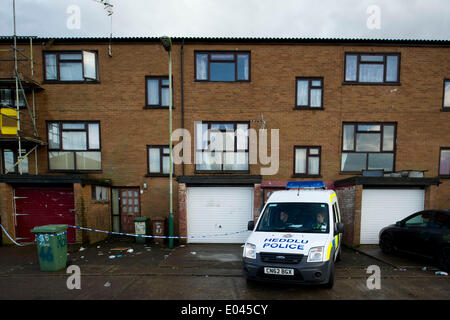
left=119, top=188, right=141, bottom=233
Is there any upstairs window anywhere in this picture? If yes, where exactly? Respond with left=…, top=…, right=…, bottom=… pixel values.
left=443, top=79, right=450, bottom=110
left=195, top=51, right=250, bottom=82
left=195, top=121, right=249, bottom=171
left=1, top=148, right=28, bottom=174
left=296, top=77, right=323, bottom=109
left=47, top=121, right=101, bottom=171
left=341, top=123, right=396, bottom=172
left=44, top=51, right=98, bottom=82
left=439, top=147, right=450, bottom=177
left=147, top=145, right=171, bottom=175
left=146, top=76, right=170, bottom=108
left=0, top=89, right=26, bottom=109
left=344, top=53, right=400, bottom=84
left=294, top=146, right=321, bottom=176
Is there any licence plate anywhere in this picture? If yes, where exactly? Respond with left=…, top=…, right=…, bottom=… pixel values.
left=264, top=267, right=294, bottom=276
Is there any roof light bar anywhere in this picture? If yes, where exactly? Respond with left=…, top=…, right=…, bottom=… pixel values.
left=286, top=181, right=326, bottom=189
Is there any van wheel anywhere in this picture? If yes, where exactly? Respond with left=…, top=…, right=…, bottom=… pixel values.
left=323, top=261, right=335, bottom=289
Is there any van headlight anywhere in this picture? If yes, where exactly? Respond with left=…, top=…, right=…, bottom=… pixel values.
left=307, top=246, right=324, bottom=263
left=243, top=243, right=256, bottom=259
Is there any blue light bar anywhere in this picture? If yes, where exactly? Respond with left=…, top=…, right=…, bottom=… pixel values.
left=286, top=181, right=326, bottom=189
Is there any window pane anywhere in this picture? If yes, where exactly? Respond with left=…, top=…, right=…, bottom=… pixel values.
left=356, top=133, right=380, bottom=152
left=0, top=89, right=12, bottom=106
left=309, top=148, right=320, bottom=155
left=60, top=53, right=82, bottom=60
left=48, top=123, right=60, bottom=149
left=62, top=123, right=85, bottom=130
left=195, top=151, right=222, bottom=170
left=17, top=89, right=25, bottom=107
left=147, top=79, right=159, bottom=105
left=311, top=80, right=322, bottom=87
left=237, top=54, right=249, bottom=80
left=341, top=153, right=367, bottom=171
left=359, top=64, right=384, bottom=82
left=210, top=53, right=234, bottom=60
left=236, top=123, right=248, bottom=150
left=386, top=56, right=399, bottom=82
left=162, top=79, right=169, bottom=86
left=343, top=125, right=354, bottom=151
left=59, top=62, right=83, bottom=81
left=3, top=149, right=14, bottom=172
left=382, top=125, right=395, bottom=151
left=162, top=155, right=170, bottom=174
left=440, top=150, right=450, bottom=175
left=82, top=51, right=97, bottom=79
left=360, top=55, right=384, bottom=62
left=196, top=122, right=208, bottom=150
left=310, top=89, right=322, bottom=107
left=18, top=149, right=28, bottom=173
left=295, top=148, right=307, bottom=174
left=308, top=157, right=320, bottom=175
left=44, top=54, right=57, bottom=80
left=358, top=124, right=380, bottom=132
left=49, top=151, right=75, bottom=170
left=345, top=55, right=357, bottom=81
left=223, top=152, right=248, bottom=171
left=149, top=148, right=161, bottom=173
left=76, top=152, right=101, bottom=170
left=88, top=123, right=100, bottom=149
left=368, top=153, right=394, bottom=171
left=62, top=131, right=87, bottom=150
left=210, top=62, right=235, bottom=81
left=161, top=87, right=169, bottom=106
left=296, top=80, right=309, bottom=106
left=196, top=54, right=208, bottom=80
left=444, top=81, right=450, bottom=108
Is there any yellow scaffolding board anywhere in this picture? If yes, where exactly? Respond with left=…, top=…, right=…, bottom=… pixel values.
left=1, top=108, right=18, bottom=135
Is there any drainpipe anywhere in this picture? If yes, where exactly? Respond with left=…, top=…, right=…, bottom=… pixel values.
left=180, top=39, right=185, bottom=176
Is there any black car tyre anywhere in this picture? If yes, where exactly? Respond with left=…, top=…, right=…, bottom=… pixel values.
left=323, top=261, right=335, bottom=289
left=438, top=247, right=450, bottom=272
left=379, top=233, right=395, bottom=254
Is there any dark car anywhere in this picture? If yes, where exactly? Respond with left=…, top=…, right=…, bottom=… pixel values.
left=379, top=210, right=450, bottom=271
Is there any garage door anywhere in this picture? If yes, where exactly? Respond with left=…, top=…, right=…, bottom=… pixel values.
left=187, top=187, right=253, bottom=243
left=360, top=188, right=425, bottom=244
left=15, top=187, right=76, bottom=243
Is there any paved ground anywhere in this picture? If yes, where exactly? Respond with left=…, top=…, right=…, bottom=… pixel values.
left=0, top=238, right=449, bottom=300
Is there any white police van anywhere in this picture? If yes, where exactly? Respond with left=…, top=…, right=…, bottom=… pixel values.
left=243, top=181, right=344, bottom=288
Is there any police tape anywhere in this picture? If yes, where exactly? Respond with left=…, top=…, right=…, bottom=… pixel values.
left=67, top=225, right=249, bottom=239
left=0, top=223, right=34, bottom=246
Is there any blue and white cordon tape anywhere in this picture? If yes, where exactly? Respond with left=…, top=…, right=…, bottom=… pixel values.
left=68, top=225, right=249, bottom=239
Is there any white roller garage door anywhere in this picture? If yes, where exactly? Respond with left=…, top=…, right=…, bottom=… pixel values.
left=360, top=188, right=425, bottom=244
left=187, top=187, right=253, bottom=243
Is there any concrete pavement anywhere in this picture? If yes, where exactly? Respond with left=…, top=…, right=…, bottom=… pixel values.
left=0, top=238, right=449, bottom=299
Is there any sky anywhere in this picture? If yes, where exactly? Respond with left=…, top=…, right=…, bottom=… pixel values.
left=0, top=0, right=449, bottom=40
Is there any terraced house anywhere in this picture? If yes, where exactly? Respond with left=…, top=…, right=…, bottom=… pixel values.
left=0, top=36, right=449, bottom=247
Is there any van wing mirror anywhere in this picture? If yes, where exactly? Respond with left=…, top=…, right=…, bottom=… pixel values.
left=335, top=222, right=344, bottom=234
left=248, top=220, right=255, bottom=231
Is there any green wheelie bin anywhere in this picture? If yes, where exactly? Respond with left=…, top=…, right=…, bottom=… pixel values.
left=31, top=224, right=68, bottom=271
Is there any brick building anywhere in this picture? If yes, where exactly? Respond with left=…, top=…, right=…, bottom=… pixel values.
left=0, top=36, right=449, bottom=246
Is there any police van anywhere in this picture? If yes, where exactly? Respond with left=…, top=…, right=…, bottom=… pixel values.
left=243, top=181, right=344, bottom=288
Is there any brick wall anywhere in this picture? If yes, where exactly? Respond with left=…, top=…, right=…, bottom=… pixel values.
left=0, top=39, right=449, bottom=238
left=0, top=183, right=14, bottom=245
left=73, top=183, right=111, bottom=244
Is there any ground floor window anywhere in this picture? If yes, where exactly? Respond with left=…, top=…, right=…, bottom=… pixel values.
left=1, top=148, right=28, bottom=174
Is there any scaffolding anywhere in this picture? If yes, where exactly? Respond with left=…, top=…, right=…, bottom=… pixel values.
left=0, top=0, right=46, bottom=175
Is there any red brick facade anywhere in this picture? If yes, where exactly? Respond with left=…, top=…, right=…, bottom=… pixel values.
left=0, top=37, right=449, bottom=245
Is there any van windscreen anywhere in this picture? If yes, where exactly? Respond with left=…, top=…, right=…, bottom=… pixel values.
left=256, top=202, right=330, bottom=233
